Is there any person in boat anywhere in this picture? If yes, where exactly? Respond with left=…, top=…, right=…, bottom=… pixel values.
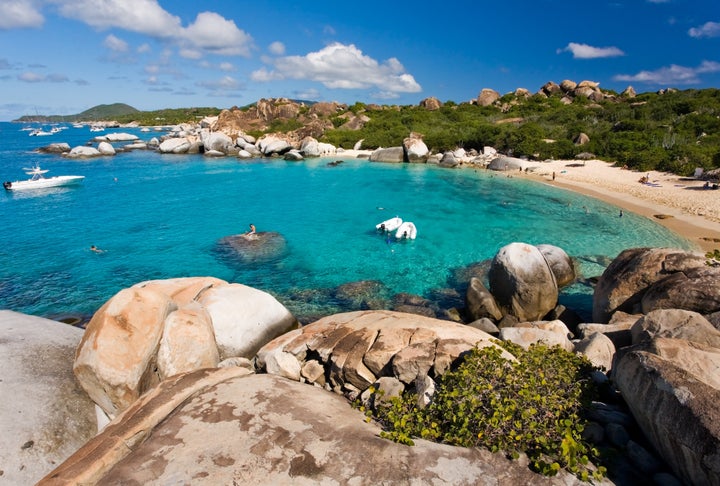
left=244, top=224, right=256, bottom=236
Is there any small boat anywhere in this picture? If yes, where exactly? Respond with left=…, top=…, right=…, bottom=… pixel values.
left=395, top=221, right=417, bottom=240
left=3, top=165, right=85, bottom=191
left=376, top=216, right=403, bottom=232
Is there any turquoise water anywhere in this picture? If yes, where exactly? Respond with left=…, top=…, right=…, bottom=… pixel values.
left=0, top=122, right=694, bottom=322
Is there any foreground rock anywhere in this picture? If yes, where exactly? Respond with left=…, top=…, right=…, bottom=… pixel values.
left=592, top=247, right=707, bottom=323
left=40, top=372, right=588, bottom=485
left=0, top=311, right=97, bottom=486
left=73, top=277, right=297, bottom=418
left=256, top=310, right=513, bottom=398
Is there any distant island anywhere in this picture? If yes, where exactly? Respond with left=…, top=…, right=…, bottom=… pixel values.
left=14, top=81, right=720, bottom=177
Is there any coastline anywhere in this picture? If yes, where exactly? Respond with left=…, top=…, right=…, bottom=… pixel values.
left=340, top=150, right=720, bottom=252
left=520, top=159, right=720, bottom=252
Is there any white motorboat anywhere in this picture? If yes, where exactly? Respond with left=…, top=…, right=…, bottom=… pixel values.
left=395, top=221, right=417, bottom=240
left=4, top=165, right=85, bottom=191
left=376, top=216, right=403, bottom=232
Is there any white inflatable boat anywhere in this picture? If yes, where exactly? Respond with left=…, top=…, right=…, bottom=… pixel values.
left=376, top=216, right=402, bottom=232
left=395, top=221, right=417, bottom=239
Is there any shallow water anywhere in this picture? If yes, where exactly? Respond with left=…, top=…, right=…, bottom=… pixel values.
left=0, top=122, right=694, bottom=322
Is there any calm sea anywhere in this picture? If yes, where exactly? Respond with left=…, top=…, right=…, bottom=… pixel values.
left=0, top=122, right=694, bottom=323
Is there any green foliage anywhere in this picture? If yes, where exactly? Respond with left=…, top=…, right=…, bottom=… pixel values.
left=706, top=249, right=720, bottom=266
left=366, top=342, right=605, bottom=481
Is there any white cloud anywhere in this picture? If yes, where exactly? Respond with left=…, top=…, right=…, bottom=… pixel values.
left=54, top=2, right=253, bottom=57
left=181, top=12, right=253, bottom=57
left=293, top=88, right=320, bottom=100
left=613, top=60, right=720, bottom=85
left=689, top=21, right=720, bottom=38
left=55, top=0, right=181, bottom=38
left=104, top=34, right=128, bottom=52
left=0, top=1, right=44, bottom=29
left=251, top=42, right=421, bottom=93
left=269, top=41, right=285, bottom=55
left=219, top=62, right=234, bottom=72
left=18, top=71, right=68, bottom=83
left=558, top=42, right=625, bottom=59
left=137, top=43, right=151, bottom=54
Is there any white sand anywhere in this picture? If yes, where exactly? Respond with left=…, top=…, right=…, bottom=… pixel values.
left=523, top=159, right=720, bottom=251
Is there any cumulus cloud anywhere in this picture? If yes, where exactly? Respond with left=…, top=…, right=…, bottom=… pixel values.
left=182, top=11, right=253, bottom=57
left=613, top=60, right=720, bottom=85
left=54, top=1, right=253, bottom=57
left=55, top=0, right=181, bottom=38
left=0, top=1, right=44, bottom=29
left=558, top=42, right=625, bottom=59
left=18, top=71, right=68, bottom=83
left=689, top=21, right=720, bottom=38
left=251, top=42, right=421, bottom=93
left=104, top=34, right=128, bottom=52
left=269, top=41, right=286, bottom=55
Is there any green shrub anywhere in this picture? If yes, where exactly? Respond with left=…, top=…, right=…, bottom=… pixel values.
left=364, top=341, right=606, bottom=481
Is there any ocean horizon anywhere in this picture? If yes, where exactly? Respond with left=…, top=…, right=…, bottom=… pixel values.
left=0, top=121, right=694, bottom=323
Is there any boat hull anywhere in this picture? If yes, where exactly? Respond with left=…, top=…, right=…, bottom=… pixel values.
left=4, top=176, right=85, bottom=191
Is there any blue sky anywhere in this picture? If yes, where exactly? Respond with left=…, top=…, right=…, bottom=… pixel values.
left=0, top=0, right=718, bottom=121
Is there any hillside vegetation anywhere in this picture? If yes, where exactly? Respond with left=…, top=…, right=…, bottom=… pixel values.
left=16, top=86, right=720, bottom=176
left=321, top=88, right=720, bottom=176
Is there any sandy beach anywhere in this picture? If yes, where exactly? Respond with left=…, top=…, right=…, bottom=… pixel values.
left=522, top=159, right=720, bottom=252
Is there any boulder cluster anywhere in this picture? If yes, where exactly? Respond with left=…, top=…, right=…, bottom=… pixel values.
left=5, top=244, right=720, bottom=485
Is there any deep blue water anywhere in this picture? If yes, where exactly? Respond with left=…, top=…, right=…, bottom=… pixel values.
left=0, top=122, right=694, bottom=323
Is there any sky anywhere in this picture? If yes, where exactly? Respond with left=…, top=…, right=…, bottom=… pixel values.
left=0, top=0, right=718, bottom=121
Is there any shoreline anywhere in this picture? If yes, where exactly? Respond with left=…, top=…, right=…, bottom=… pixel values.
left=519, top=159, right=720, bottom=252
left=340, top=150, right=720, bottom=252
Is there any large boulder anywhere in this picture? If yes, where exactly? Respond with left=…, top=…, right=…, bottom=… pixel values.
left=488, top=242, right=558, bottom=321
left=73, top=277, right=297, bottom=417
left=158, top=137, right=192, bottom=154
left=196, top=283, right=297, bottom=359
left=66, top=146, right=101, bottom=158
left=592, top=248, right=707, bottom=323
left=477, top=88, right=500, bottom=107
left=369, top=146, right=405, bottom=163
left=630, top=308, right=720, bottom=348
left=403, top=135, right=429, bottom=163
left=74, top=286, right=178, bottom=417
left=0, top=311, right=97, bottom=486
left=614, top=339, right=720, bottom=485
left=536, top=244, right=576, bottom=288
left=201, top=131, right=235, bottom=153
left=641, top=265, right=720, bottom=316
left=465, top=276, right=503, bottom=322
left=257, top=134, right=292, bottom=155
left=255, top=310, right=513, bottom=396
left=41, top=371, right=586, bottom=485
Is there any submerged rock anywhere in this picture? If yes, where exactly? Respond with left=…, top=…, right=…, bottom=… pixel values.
left=216, top=231, right=288, bottom=264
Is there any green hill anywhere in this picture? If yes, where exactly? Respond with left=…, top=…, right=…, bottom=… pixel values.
left=14, top=103, right=139, bottom=123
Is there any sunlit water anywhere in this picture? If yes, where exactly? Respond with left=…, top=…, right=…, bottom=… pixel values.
left=0, top=122, right=694, bottom=323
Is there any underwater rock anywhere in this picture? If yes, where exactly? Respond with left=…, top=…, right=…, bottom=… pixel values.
left=216, top=231, right=287, bottom=264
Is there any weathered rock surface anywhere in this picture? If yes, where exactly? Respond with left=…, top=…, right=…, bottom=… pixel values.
left=614, top=340, right=720, bottom=485
left=255, top=310, right=513, bottom=396
left=592, top=248, right=706, bottom=323
left=40, top=372, right=588, bottom=485
left=641, top=265, right=720, bottom=316
left=536, top=244, right=576, bottom=288
left=0, top=311, right=97, bottom=486
left=369, top=146, right=405, bottom=163
left=73, top=277, right=296, bottom=417
left=488, top=242, right=558, bottom=321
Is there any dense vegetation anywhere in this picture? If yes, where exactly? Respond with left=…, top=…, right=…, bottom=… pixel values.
left=15, top=87, right=720, bottom=176
left=322, top=89, right=720, bottom=177
left=360, top=341, right=606, bottom=481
